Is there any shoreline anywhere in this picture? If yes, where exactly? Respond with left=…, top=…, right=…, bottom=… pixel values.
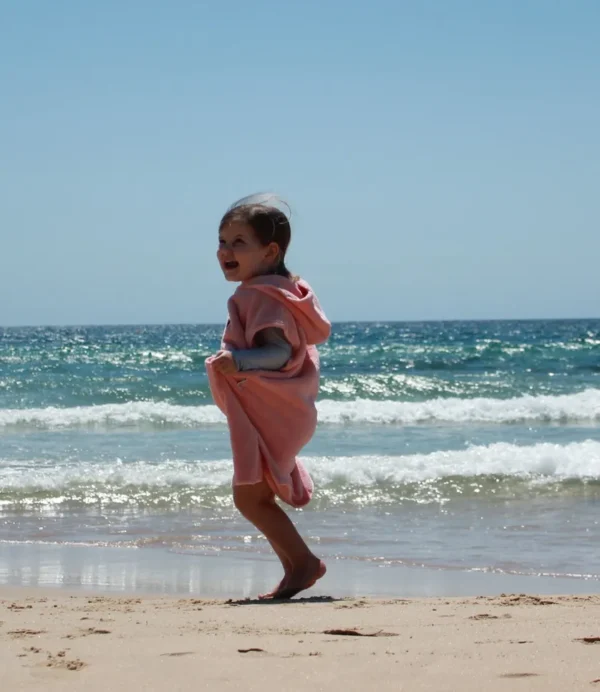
left=1, top=541, right=599, bottom=601
left=2, top=587, right=599, bottom=691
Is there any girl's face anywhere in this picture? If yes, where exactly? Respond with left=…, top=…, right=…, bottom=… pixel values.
left=217, top=222, right=279, bottom=282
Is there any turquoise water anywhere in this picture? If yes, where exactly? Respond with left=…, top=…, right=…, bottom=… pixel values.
left=1, top=320, right=599, bottom=593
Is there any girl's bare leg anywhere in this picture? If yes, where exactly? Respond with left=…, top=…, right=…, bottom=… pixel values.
left=254, top=490, right=294, bottom=597
left=233, top=481, right=326, bottom=599
left=234, top=484, right=291, bottom=597
left=259, top=537, right=292, bottom=599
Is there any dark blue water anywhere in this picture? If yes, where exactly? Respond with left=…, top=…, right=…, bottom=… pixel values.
left=1, top=320, right=599, bottom=410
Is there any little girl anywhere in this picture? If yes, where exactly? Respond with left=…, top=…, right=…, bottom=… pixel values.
left=205, top=195, right=331, bottom=599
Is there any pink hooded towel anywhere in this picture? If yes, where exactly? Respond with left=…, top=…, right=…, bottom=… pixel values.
left=205, top=276, right=331, bottom=508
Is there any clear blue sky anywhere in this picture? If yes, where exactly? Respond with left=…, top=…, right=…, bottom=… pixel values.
left=1, top=1, right=598, bottom=326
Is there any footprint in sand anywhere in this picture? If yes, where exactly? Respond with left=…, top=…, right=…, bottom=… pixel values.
left=45, top=652, right=86, bottom=671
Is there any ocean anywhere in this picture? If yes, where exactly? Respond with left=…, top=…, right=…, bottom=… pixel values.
left=1, top=320, right=599, bottom=597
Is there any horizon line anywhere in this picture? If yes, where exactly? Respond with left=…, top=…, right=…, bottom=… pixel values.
left=1, top=316, right=599, bottom=330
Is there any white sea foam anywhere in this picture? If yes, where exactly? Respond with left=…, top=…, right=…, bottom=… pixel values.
left=308, top=439, right=600, bottom=485
left=317, top=389, right=600, bottom=425
left=0, top=401, right=225, bottom=429
left=1, top=389, right=599, bottom=430
left=1, top=441, right=598, bottom=496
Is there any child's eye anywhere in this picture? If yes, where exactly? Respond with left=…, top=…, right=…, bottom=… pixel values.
left=233, top=239, right=245, bottom=246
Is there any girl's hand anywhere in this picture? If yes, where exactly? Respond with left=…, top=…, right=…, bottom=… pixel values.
left=212, top=350, right=238, bottom=375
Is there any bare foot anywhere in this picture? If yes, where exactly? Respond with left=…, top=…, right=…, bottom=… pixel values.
left=270, top=558, right=326, bottom=600
left=258, top=572, right=290, bottom=600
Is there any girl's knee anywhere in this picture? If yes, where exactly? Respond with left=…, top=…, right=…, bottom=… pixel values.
left=233, top=483, right=274, bottom=515
left=233, top=486, right=251, bottom=514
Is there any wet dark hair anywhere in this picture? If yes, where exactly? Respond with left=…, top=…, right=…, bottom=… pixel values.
left=219, top=194, right=294, bottom=279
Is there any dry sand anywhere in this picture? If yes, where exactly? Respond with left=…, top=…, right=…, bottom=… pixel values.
left=1, top=587, right=599, bottom=691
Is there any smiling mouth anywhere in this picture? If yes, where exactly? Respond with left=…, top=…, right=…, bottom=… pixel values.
left=223, top=261, right=239, bottom=271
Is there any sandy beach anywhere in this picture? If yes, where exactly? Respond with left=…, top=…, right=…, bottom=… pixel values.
left=2, top=587, right=599, bottom=691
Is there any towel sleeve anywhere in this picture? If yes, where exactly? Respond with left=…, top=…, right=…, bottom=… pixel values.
left=231, top=327, right=292, bottom=372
